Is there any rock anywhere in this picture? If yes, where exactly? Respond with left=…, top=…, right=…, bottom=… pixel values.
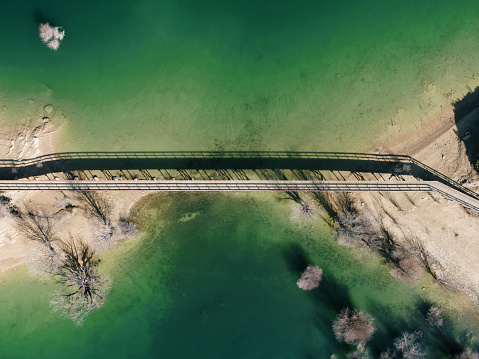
left=44, top=105, right=54, bottom=114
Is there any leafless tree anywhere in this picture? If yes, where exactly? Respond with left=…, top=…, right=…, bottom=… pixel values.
left=379, top=349, right=395, bottom=359
left=426, top=306, right=443, bottom=327
left=393, top=331, right=425, bottom=359
left=91, top=219, right=115, bottom=251
left=118, top=215, right=138, bottom=239
left=316, top=192, right=416, bottom=281
left=455, top=349, right=479, bottom=359
left=75, top=190, right=111, bottom=226
left=27, top=242, right=60, bottom=277
left=389, top=255, right=424, bottom=283
left=335, top=211, right=382, bottom=249
left=50, top=237, right=109, bottom=325
left=75, top=190, right=116, bottom=249
left=39, top=23, right=55, bottom=43
left=289, top=198, right=319, bottom=224
left=16, top=204, right=57, bottom=253
left=297, top=265, right=323, bottom=290
left=347, top=347, right=371, bottom=359
left=39, top=23, right=65, bottom=51
left=332, top=308, right=376, bottom=346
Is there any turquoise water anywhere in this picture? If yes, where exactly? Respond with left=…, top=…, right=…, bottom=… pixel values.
left=1, top=0, right=479, bottom=151
left=1, top=0, right=479, bottom=357
left=0, top=193, right=476, bottom=358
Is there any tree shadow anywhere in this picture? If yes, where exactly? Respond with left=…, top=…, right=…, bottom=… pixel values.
left=364, top=302, right=409, bottom=355
left=32, top=10, right=56, bottom=25
left=366, top=297, right=464, bottom=357
left=281, top=242, right=309, bottom=273
left=310, top=275, right=353, bottom=314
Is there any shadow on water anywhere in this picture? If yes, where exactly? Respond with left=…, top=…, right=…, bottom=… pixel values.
left=282, top=242, right=310, bottom=273
left=280, top=240, right=352, bottom=313
left=454, top=86, right=479, bottom=168
left=310, top=275, right=352, bottom=314
left=32, top=10, right=57, bottom=25
left=366, top=297, right=465, bottom=357
left=366, top=299, right=414, bottom=355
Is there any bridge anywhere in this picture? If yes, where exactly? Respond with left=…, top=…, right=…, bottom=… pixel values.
left=1, top=151, right=478, bottom=211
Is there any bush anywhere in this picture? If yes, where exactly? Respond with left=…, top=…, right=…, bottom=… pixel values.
left=332, top=308, right=376, bottom=346
left=297, top=265, right=323, bottom=290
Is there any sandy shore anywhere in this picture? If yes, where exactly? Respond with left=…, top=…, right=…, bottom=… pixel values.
left=358, top=103, right=479, bottom=303
left=0, top=115, right=148, bottom=273
left=2, top=103, right=479, bottom=307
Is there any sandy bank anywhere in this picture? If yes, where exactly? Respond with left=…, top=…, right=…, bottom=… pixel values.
left=0, top=115, right=148, bottom=273
left=2, top=100, right=479, bottom=309
left=354, top=103, right=479, bottom=303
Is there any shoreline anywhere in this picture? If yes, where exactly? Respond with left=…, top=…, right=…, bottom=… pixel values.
left=1, top=100, right=479, bottom=306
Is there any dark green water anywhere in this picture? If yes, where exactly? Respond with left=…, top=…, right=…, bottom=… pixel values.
left=1, top=0, right=479, bottom=357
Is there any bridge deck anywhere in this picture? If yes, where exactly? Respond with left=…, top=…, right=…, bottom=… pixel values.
left=2, top=179, right=479, bottom=212
left=1, top=151, right=478, bottom=211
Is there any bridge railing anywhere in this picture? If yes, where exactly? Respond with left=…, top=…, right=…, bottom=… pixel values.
left=409, top=157, right=479, bottom=201
left=0, top=151, right=412, bottom=167
left=0, top=151, right=478, bottom=203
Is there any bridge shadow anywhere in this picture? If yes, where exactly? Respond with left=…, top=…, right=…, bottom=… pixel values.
left=0, top=151, right=476, bottom=200
left=454, top=86, right=479, bottom=168
left=0, top=151, right=418, bottom=179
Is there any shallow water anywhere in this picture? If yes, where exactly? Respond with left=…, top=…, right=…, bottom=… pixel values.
left=1, top=0, right=479, bottom=152
left=1, top=1, right=479, bottom=357
left=0, top=193, right=475, bottom=358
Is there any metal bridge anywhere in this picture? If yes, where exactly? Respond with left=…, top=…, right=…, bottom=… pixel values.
left=1, top=151, right=478, bottom=211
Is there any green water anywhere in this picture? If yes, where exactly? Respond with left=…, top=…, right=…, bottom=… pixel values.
left=2, top=0, right=479, bottom=151
left=0, top=193, right=475, bottom=358
left=1, top=0, right=479, bottom=357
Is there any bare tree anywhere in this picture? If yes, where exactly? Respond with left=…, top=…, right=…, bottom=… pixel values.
left=118, top=214, right=138, bottom=239
left=39, top=23, right=65, bottom=50
left=379, top=349, right=395, bottom=359
left=456, top=349, right=479, bottom=359
left=426, top=306, right=443, bottom=327
left=314, top=192, right=430, bottom=283
left=289, top=198, right=319, bottom=224
left=347, top=347, right=371, bottom=359
left=332, top=308, right=376, bottom=346
left=75, top=191, right=115, bottom=249
left=297, top=265, right=323, bottom=290
left=390, top=255, right=424, bottom=283
left=50, top=237, right=109, bottom=325
left=16, top=204, right=57, bottom=253
left=335, top=211, right=382, bottom=249
left=75, top=190, right=111, bottom=226
left=393, top=331, right=425, bottom=359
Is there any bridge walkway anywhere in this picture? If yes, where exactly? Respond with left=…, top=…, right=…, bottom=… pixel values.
left=1, top=179, right=478, bottom=212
